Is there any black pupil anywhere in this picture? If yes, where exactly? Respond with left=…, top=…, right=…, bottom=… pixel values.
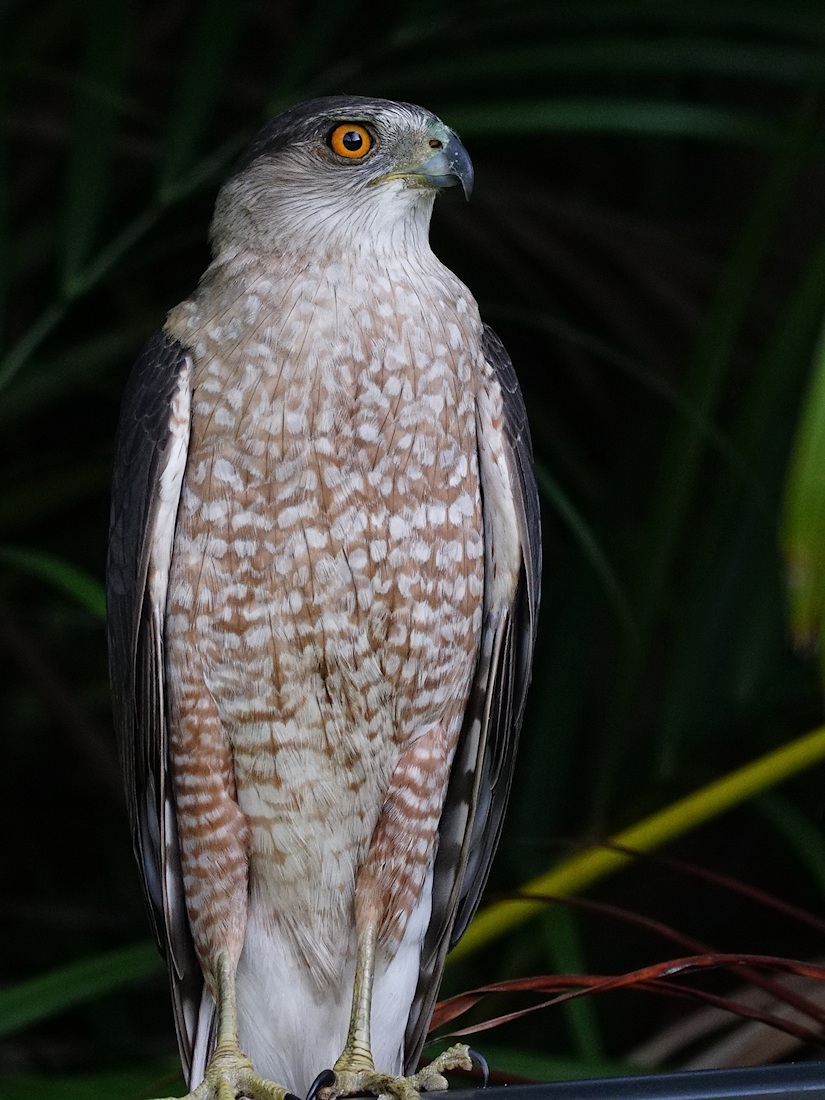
left=342, top=129, right=364, bottom=151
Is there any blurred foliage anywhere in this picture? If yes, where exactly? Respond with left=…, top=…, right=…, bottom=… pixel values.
left=5, top=0, right=825, bottom=1095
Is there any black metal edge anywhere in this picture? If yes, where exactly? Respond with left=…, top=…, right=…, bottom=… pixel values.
left=449, top=1061, right=825, bottom=1098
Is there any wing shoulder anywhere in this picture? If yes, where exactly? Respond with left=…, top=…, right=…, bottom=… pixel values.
left=106, top=329, right=206, bottom=1079
left=450, top=324, right=541, bottom=930
left=107, top=328, right=191, bottom=853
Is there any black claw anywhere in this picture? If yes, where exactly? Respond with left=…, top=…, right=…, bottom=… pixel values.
left=305, top=1068, right=337, bottom=1100
left=467, top=1048, right=489, bottom=1088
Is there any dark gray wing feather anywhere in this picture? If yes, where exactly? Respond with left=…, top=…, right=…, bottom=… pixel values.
left=404, top=324, right=541, bottom=1066
left=106, top=330, right=208, bottom=1081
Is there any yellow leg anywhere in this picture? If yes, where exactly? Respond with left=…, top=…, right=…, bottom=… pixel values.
left=327, top=930, right=472, bottom=1100
left=153, top=952, right=293, bottom=1100
left=333, top=925, right=378, bottom=1075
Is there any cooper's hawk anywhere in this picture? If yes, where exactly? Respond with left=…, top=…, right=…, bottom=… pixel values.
left=107, top=96, right=540, bottom=1100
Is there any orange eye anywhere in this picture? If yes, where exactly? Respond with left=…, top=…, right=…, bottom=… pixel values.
left=328, top=123, right=373, bottom=159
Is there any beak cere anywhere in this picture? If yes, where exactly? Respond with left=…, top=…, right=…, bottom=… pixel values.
left=416, top=134, right=474, bottom=199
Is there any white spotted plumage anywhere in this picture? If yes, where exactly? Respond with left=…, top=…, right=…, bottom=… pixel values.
left=106, top=96, right=540, bottom=1100
left=164, top=197, right=484, bottom=1091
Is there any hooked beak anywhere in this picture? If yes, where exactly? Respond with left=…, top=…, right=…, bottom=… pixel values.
left=414, top=133, right=474, bottom=199
left=374, top=130, right=474, bottom=200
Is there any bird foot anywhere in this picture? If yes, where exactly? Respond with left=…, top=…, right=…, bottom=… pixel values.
left=323, top=1044, right=472, bottom=1100
left=405, top=1044, right=474, bottom=1095
left=153, top=1047, right=294, bottom=1100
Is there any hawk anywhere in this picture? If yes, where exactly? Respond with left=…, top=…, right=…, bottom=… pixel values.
left=107, top=96, right=540, bottom=1100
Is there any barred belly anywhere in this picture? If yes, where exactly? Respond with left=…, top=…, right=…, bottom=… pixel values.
left=163, top=256, right=486, bottom=985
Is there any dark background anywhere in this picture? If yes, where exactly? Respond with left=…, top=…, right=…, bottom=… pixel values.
left=4, top=1, right=825, bottom=1096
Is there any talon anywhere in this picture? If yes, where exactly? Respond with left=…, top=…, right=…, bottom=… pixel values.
left=467, top=1050, right=489, bottom=1087
left=306, top=1069, right=337, bottom=1100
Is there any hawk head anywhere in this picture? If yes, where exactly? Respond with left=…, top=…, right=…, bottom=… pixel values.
left=210, top=96, right=473, bottom=257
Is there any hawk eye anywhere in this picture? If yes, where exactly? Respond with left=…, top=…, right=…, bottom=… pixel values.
left=328, top=123, right=373, bottom=160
